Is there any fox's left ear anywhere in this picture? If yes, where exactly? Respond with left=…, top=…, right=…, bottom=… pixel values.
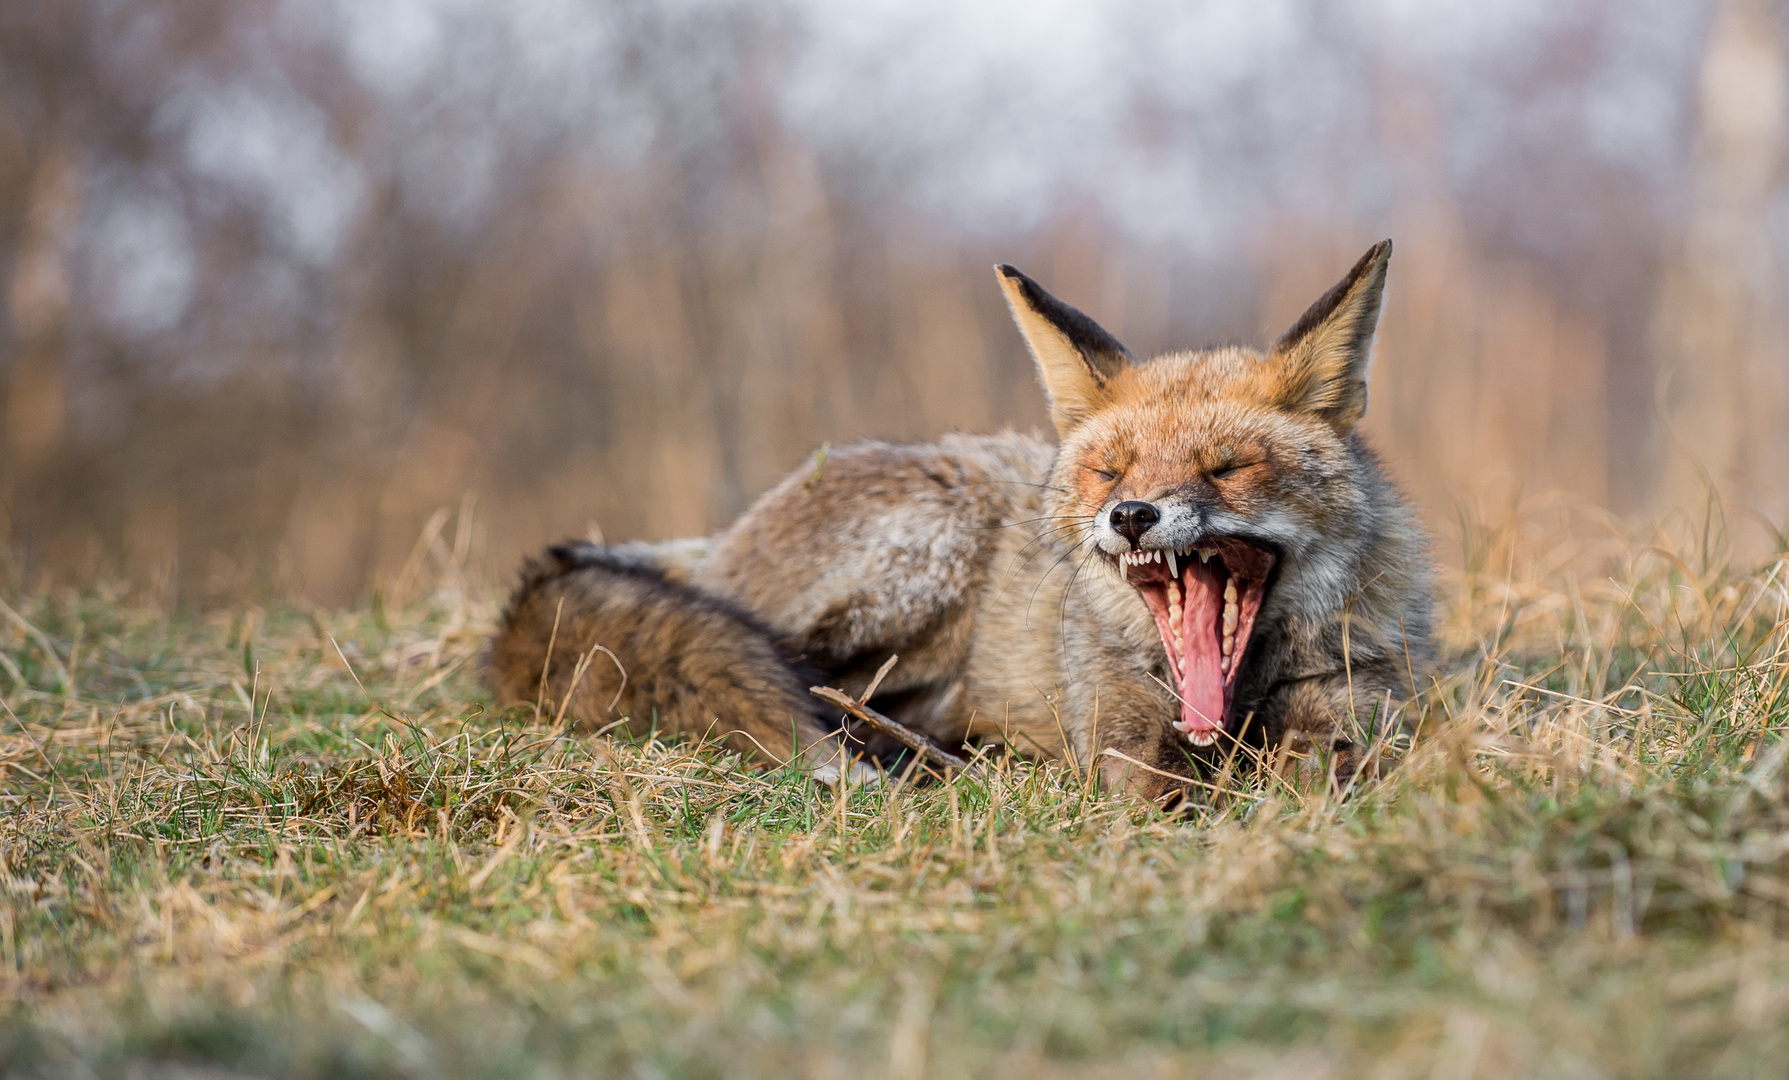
left=1268, top=240, right=1392, bottom=435
left=996, top=264, right=1133, bottom=436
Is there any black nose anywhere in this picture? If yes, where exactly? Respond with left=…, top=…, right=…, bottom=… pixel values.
left=1109, top=500, right=1159, bottom=546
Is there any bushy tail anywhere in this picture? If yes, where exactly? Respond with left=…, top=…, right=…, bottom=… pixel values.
left=486, top=543, right=852, bottom=775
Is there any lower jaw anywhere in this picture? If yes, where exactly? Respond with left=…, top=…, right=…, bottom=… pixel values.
left=1114, top=548, right=1269, bottom=746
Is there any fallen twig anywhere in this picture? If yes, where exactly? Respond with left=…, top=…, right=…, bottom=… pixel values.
left=809, top=685, right=984, bottom=779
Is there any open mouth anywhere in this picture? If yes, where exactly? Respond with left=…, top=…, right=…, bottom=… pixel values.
left=1107, top=540, right=1277, bottom=747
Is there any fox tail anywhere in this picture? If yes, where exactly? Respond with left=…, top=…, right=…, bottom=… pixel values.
left=486, top=542, right=857, bottom=778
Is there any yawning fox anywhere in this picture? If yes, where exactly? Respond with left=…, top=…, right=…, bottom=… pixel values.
left=487, top=241, right=1434, bottom=801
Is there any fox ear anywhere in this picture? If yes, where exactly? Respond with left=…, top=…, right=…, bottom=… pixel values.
left=996, top=264, right=1133, bottom=435
left=1269, top=240, right=1392, bottom=435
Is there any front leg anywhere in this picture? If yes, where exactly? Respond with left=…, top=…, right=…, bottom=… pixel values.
left=1256, top=659, right=1411, bottom=786
left=1064, top=677, right=1203, bottom=807
left=1095, top=724, right=1205, bottom=807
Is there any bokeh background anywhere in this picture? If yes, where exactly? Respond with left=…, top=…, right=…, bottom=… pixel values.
left=2, top=0, right=1786, bottom=606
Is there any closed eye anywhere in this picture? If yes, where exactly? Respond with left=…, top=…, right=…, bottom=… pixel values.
left=1211, top=461, right=1259, bottom=479
left=1088, top=467, right=1118, bottom=482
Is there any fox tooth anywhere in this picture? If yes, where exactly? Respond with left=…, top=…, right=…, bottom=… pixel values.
left=1224, top=577, right=1238, bottom=604
left=1166, top=549, right=1177, bottom=576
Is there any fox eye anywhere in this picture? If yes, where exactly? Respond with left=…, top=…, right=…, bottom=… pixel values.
left=1211, top=463, right=1240, bottom=479
left=1088, top=466, right=1118, bottom=482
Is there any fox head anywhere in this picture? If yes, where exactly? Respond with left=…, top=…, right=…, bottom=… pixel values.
left=996, top=241, right=1393, bottom=746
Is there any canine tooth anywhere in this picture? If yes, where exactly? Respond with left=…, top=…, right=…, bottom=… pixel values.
left=1166, top=549, right=1177, bottom=576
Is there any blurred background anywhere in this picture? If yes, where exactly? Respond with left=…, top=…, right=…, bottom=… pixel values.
left=1, top=0, right=1786, bottom=607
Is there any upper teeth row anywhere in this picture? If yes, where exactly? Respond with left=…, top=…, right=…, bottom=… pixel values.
left=1120, top=546, right=1218, bottom=576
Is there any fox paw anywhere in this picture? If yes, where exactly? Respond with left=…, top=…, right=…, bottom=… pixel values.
left=810, top=760, right=882, bottom=787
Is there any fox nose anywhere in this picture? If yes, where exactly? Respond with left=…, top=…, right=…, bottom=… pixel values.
left=1108, top=500, right=1160, bottom=547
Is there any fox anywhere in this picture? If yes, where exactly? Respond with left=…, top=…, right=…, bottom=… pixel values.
left=487, top=240, right=1434, bottom=802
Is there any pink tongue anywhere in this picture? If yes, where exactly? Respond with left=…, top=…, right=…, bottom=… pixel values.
left=1176, top=563, right=1226, bottom=738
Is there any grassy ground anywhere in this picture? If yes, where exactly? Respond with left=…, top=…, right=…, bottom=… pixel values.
left=4, top=514, right=1789, bottom=1078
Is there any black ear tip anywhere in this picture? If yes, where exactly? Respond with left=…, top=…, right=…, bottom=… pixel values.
left=1345, top=239, right=1392, bottom=283
left=995, top=263, right=1023, bottom=281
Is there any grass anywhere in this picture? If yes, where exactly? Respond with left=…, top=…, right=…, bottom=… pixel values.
left=4, top=511, right=1789, bottom=1078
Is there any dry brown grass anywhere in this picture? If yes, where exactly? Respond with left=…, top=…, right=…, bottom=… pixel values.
left=2, top=508, right=1789, bottom=1078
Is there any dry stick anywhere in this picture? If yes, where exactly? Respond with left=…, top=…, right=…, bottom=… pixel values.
left=860, top=653, right=900, bottom=702
left=809, top=686, right=983, bottom=779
